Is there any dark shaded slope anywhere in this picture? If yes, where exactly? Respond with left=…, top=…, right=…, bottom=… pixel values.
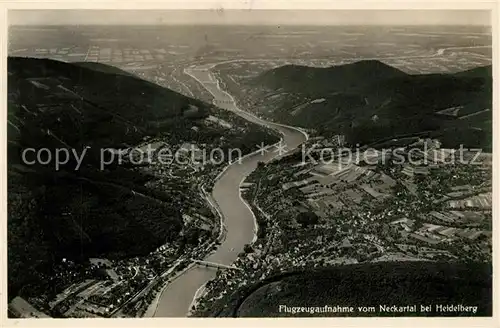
left=73, top=61, right=135, bottom=77
left=8, top=57, right=210, bottom=149
left=7, top=57, right=200, bottom=299
left=208, top=261, right=491, bottom=317
left=452, top=65, right=492, bottom=79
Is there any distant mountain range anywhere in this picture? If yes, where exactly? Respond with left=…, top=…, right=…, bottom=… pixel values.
left=7, top=57, right=277, bottom=300
left=244, top=60, right=492, bottom=150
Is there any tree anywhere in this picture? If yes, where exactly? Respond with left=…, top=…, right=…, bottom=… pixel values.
left=296, top=211, right=319, bottom=227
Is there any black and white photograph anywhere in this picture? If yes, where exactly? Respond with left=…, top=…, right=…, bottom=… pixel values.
left=4, top=4, right=495, bottom=322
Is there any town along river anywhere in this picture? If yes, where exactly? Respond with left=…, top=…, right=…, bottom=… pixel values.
left=153, top=65, right=307, bottom=317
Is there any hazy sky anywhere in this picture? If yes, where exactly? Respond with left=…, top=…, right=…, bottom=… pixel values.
left=9, top=10, right=491, bottom=26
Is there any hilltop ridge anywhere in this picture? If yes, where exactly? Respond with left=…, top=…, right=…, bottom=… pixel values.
left=238, top=60, right=492, bottom=149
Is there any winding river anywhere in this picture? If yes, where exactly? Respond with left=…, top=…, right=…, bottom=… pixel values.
left=153, top=63, right=307, bottom=317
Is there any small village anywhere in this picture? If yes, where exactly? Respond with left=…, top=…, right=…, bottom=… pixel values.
left=191, top=136, right=492, bottom=316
